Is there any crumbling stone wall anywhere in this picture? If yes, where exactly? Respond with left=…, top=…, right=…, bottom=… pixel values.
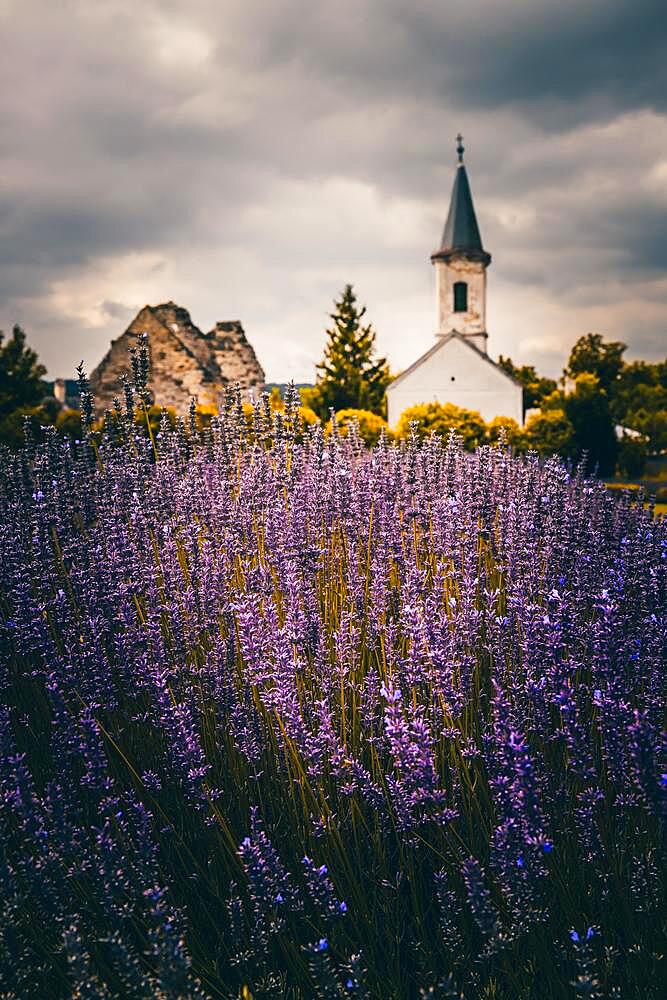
left=89, top=302, right=265, bottom=412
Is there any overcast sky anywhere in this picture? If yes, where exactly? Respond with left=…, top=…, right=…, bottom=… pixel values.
left=2, top=0, right=666, bottom=382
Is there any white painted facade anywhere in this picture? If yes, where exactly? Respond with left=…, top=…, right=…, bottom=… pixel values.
left=386, top=334, right=523, bottom=426
left=434, top=255, right=487, bottom=349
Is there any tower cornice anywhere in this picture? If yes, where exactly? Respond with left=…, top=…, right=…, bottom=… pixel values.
left=430, top=247, right=491, bottom=267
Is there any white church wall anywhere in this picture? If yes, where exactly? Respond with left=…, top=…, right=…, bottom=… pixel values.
left=387, top=336, right=523, bottom=427
left=434, top=257, right=487, bottom=339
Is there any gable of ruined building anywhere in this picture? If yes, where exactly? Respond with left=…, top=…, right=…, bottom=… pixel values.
left=89, top=303, right=265, bottom=413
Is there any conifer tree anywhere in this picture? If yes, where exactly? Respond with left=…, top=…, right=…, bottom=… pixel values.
left=0, top=325, right=47, bottom=418
left=312, top=285, right=390, bottom=418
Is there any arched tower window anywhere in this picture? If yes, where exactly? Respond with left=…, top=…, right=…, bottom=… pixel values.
left=453, top=281, right=468, bottom=313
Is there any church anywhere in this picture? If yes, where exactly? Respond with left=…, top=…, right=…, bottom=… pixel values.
left=386, top=137, right=523, bottom=427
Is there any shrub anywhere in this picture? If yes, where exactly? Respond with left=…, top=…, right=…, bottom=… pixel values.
left=0, top=405, right=46, bottom=448
left=297, top=404, right=320, bottom=428
left=523, top=407, right=575, bottom=457
left=617, top=435, right=648, bottom=478
left=327, top=408, right=388, bottom=446
left=0, top=397, right=62, bottom=448
left=135, top=403, right=177, bottom=437
left=55, top=407, right=83, bottom=441
left=249, top=389, right=321, bottom=442
left=298, top=385, right=320, bottom=412
left=194, top=403, right=218, bottom=431
left=486, top=415, right=524, bottom=449
left=395, top=401, right=486, bottom=449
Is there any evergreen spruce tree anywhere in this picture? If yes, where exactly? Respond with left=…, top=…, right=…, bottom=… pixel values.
left=312, top=285, right=390, bottom=418
left=0, top=325, right=50, bottom=448
left=0, top=325, right=47, bottom=418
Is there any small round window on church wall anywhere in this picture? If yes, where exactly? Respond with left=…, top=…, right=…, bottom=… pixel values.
left=453, top=281, right=468, bottom=312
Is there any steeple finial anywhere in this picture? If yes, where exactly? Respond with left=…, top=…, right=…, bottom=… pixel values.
left=431, top=133, right=489, bottom=263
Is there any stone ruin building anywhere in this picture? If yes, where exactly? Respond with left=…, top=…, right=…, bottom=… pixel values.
left=89, top=301, right=264, bottom=412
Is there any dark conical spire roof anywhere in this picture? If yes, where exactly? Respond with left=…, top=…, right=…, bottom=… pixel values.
left=432, top=135, right=490, bottom=264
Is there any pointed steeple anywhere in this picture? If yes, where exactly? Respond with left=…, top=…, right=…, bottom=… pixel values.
left=432, top=135, right=490, bottom=264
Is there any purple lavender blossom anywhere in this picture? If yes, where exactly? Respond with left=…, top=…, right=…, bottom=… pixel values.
left=0, top=366, right=665, bottom=998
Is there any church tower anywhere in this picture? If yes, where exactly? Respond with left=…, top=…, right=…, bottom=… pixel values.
left=385, top=134, right=522, bottom=428
left=431, top=135, right=491, bottom=353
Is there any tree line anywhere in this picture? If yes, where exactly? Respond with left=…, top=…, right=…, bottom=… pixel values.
left=2, top=286, right=666, bottom=478
left=301, top=286, right=665, bottom=477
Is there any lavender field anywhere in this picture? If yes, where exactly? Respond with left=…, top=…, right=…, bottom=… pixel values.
left=1, top=367, right=666, bottom=998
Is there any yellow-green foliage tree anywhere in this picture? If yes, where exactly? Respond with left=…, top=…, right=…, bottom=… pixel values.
left=327, top=409, right=388, bottom=446
left=298, top=405, right=320, bottom=429
left=565, top=333, right=626, bottom=394
left=194, top=403, right=217, bottom=432
left=55, top=408, right=83, bottom=442
left=93, top=404, right=177, bottom=440
left=523, top=407, right=575, bottom=457
left=486, top=415, right=524, bottom=448
left=497, top=356, right=557, bottom=411
left=533, top=375, right=618, bottom=474
left=269, top=387, right=320, bottom=429
left=395, top=401, right=487, bottom=450
left=621, top=406, right=667, bottom=455
left=231, top=388, right=321, bottom=445
left=138, top=404, right=177, bottom=437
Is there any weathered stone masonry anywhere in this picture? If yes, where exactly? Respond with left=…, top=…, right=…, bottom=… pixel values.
left=89, top=301, right=264, bottom=413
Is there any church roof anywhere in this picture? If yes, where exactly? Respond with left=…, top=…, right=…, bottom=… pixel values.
left=431, top=135, right=490, bottom=264
left=386, top=333, right=523, bottom=393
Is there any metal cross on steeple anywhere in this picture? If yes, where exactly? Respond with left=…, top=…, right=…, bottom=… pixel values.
left=432, top=131, right=488, bottom=260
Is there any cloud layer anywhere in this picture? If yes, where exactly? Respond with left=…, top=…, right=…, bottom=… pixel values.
left=2, top=0, right=666, bottom=382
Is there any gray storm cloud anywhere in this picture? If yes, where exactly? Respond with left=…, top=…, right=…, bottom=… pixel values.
left=1, top=0, right=666, bottom=381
